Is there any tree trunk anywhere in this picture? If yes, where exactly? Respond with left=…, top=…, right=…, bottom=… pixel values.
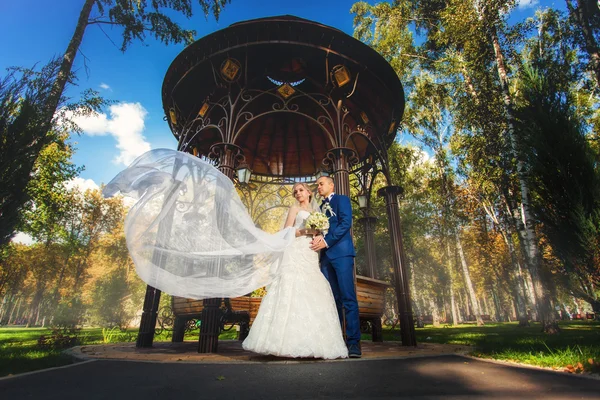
left=457, top=290, right=471, bottom=321
left=499, top=204, right=530, bottom=325
left=52, top=252, right=72, bottom=304
left=429, top=297, right=440, bottom=327
left=491, top=283, right=503, bottom=322
left=409, top=261, right=424, bottom=327
left=510, top=299, right=517, bottom=322
left=8, top=296, right=20, bottom=325
left=461, top=63, right=480, bottom=104
left=0, top=295, right=8, bottom=322
left=513, top=259, right=532, bottom=324
left=524, top=270, right=539, bottom=320
left=27, top=284, right=46, bottom=327
left=482, top=293, right=489, bottom=316
left=449, top=284, right=459, bottom=326
left=455, top=232, right=484, bottom=325
left=43, top=0, right=95, bottom=126
left=490, top=25, right=559, bottom=333
left=444, top=243, right=459, bottom=326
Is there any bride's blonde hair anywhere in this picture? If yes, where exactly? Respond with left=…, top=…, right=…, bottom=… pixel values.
left=292, top=182, right=313, bottom=203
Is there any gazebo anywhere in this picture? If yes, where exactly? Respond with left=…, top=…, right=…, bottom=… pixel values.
left=137, top=15, right=416, bottom=351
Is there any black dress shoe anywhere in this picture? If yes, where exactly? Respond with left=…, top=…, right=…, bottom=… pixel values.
left=348, top=343, right=362, bottom=358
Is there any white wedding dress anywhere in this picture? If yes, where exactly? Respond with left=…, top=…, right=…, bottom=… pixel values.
left=102, top=149, right=347, bottom=359
left=242, top=210, right=349, bottom=359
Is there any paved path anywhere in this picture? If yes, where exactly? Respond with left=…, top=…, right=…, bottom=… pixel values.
left=1, top=355, right=598, bottom=399
left=66, top=340, right=473, bottom=363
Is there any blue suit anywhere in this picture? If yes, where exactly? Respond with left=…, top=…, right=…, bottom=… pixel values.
left=320, top=194, right=360, bottom=345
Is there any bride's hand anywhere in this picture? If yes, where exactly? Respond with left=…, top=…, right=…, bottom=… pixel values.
left=310, top=235, right=326, bottom=251
left=295, top=229, right=304, bottom=237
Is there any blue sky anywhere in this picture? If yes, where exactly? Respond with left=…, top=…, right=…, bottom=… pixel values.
left=0, top=0, right=561, bottom=191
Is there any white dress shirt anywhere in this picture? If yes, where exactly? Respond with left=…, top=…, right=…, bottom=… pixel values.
left=322, top=193, right=335, bottom=247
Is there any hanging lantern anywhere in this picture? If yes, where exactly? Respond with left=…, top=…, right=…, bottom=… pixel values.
left=198, top=102, right=210, bottom=117
left=314, top=169, right=329, bottom=180
left=332, top=65, right=351, bottom=87
left=388, top=120, right=396, bottom=135
left=357, top=193, right=368, bottom=209
left=236, top=165, right=252, bottom=184
left=169, top=108, right=177, bottom=125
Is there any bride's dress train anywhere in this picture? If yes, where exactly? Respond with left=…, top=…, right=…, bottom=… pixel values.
left=242, top=210, right=348, bottom=359
left=102, top=149, right=347, bottom=358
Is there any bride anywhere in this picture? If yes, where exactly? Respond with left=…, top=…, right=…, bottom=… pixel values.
left=102, top=149, right=347, bottom=359
left=242, top=182, right=348, bottom=359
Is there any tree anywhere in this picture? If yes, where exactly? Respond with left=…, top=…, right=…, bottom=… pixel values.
left=565, top=0, right=600, bottom=87
left=1, top=0, right=230, bottom=248
left=350, top=0, right=593, bottom=329
left=515, top=63, right=600, bottom=315
left=21, top=131, right=82, bottom=244
left=0, top=59, right=105, bottom=249
left=44, top=0, right=230, bottom=155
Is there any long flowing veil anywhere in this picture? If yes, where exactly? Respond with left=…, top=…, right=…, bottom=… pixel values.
left=102, top=149, right=297, bottom=300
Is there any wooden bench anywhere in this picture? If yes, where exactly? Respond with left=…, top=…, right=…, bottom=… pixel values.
left=356, top=275, right=390, bottom=342
left=171, top=275, right=390, bottom=343
left=171, top=296, right=262, bottom=342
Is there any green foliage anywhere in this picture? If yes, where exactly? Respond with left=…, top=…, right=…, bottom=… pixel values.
left=21, top=133, right=82, bottom=243
left=380, top=321, right=600, bottom=372
left=514, top=64, right=600, bottom=304
left=37, top=327, right=81, bottom=349
left=0, top=59, right=106, bottom=249
left=93, top=0, right=231, bottom=51
left=90, top=268, right=134, bottom=329
left=0, top=60, right=63, bottom=248
left=0, top=327, right=237, bottom=377
left=351, top=0, right=600, bottom=326
left=51, top=296, right=86, bottom=329
left=2, top=0, right=229, bottom=249
left=101, top=326, right=133, bottom=343
left=565, top=0, right=600, bottom=86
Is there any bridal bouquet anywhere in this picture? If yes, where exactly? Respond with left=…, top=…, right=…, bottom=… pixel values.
left=305, top=211, right=330, bottom=235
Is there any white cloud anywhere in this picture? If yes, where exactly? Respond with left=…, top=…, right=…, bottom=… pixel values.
left=118, top=194, right=137, bottom=208
left=99, top=82, right=111, bottom=90
left=12, top=232, right=34, bottom=245
left=517, top=0, right=539, bottom=9
left=416, top=149, right=431, bottom=165
left=70, top=102, right=151, bottom=166
left=65, top=177, right=100, bottom=193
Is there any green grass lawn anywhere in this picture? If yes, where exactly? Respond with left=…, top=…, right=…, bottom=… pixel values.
left=0, top=326, right=237, bottom=378
left=1, top=321, right=598, bottom=378
left=371, top=320, right=600, bottom=374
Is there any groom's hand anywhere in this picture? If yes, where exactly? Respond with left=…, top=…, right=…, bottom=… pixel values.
left=310, top=235, right=326, bottom=251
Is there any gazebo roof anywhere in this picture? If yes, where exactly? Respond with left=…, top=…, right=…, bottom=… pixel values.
left=162, top=15, right=404, bottom=179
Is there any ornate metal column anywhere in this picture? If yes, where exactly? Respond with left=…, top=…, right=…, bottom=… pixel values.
left=136, top=287, right=162, bottom=347
left=323, top=148, right=358, bottom=196
left=358, top=216, right=378, bottom=279
left=377, top=185, right=416, bottom=346
left=136, top=158, right=184, bottom=348
left=197, top=143, right=245, bottom=353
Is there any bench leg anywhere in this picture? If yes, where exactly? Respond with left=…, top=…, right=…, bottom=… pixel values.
left=371, top=317, right=383, bottom=342
left=239, top=322, right=249, bottom=341
left=172, top=317, right=186, bottom=343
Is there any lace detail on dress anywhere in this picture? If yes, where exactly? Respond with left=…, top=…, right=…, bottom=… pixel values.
left=242, top=209, right=348, bottom=359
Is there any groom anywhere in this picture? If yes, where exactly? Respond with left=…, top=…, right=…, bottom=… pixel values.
left=310, top=176, right=361, bottom=358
